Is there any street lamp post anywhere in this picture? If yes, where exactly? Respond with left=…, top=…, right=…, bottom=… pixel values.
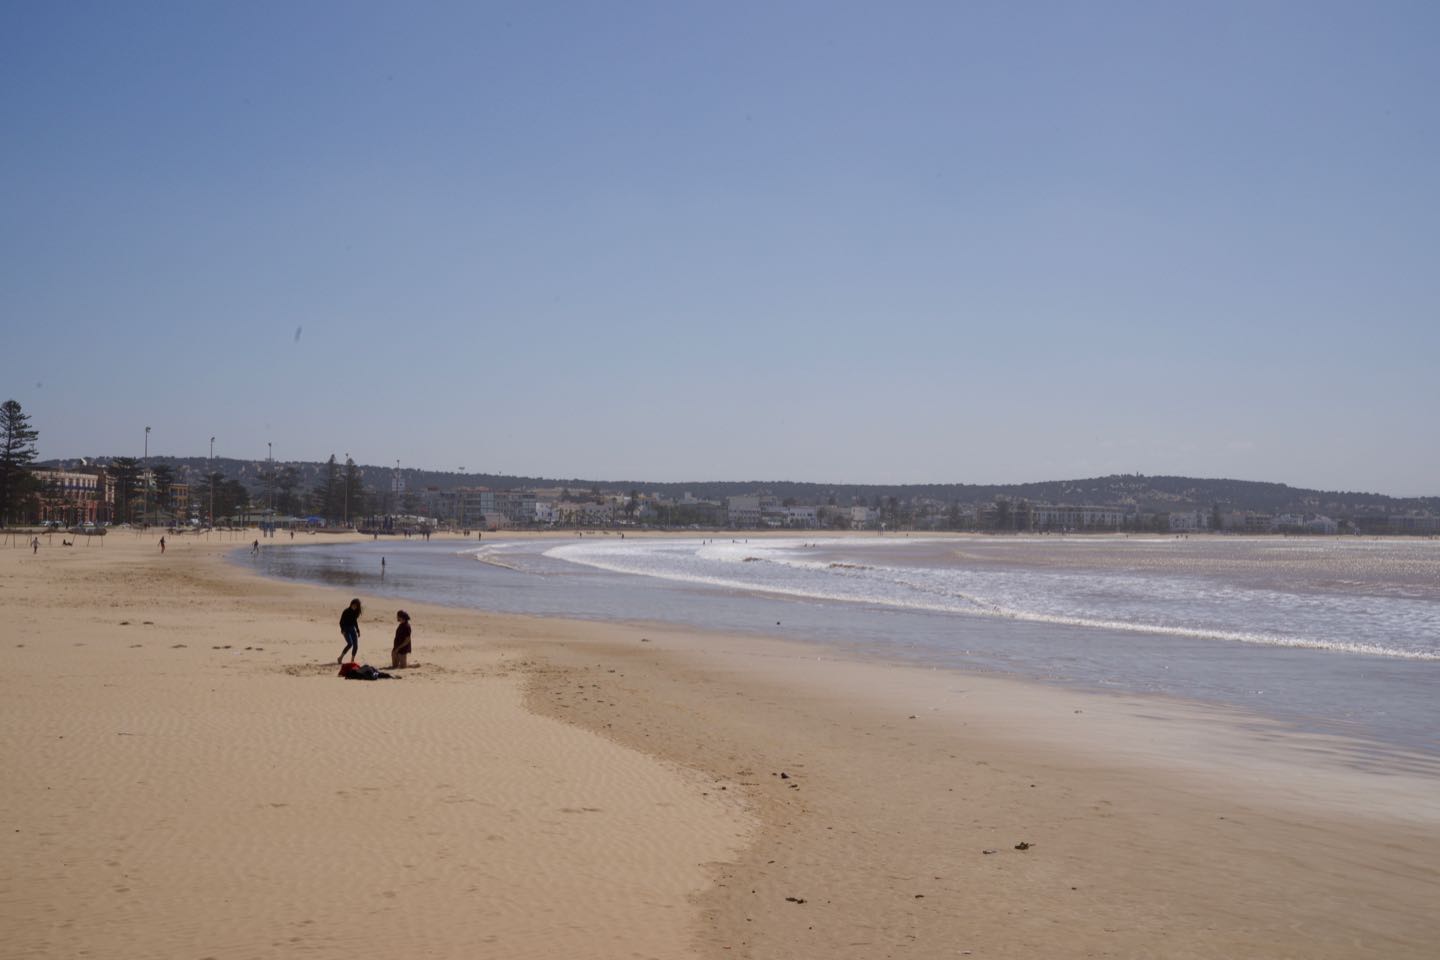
left=343, top=452, right=350, bottom=528
left=142, top=426, right=150, bottom=529
left=209, top=437, right=215, bottom=529
left=267, top=442, right=273, bottom=537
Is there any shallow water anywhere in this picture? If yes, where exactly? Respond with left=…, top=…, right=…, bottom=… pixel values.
left=251, top=534, right=1440, bottom=757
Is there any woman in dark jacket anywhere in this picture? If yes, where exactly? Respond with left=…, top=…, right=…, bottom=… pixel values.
left=338, top=598, right=362, bottom=664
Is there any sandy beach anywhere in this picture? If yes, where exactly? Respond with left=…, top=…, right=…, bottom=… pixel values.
left=3, top=531, right=1438, bottom=959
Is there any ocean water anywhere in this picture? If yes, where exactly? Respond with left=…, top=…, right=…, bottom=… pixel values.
left=251, top=534, right=1440, bottom=756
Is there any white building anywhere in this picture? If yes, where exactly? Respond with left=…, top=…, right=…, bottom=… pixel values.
left=1029, top=504, right=1131, bottom=530
left=728, top=495, right=762, bottom=527
left=781, top=505, right=819, bottom=527
left=1168, top=510, right=1209, bottom=532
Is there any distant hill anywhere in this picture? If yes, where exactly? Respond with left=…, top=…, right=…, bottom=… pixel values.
left=37, top=457, right=1438, bottom=519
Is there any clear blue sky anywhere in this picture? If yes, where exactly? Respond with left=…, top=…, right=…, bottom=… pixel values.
left=3, top=1, right=1436, bottom=494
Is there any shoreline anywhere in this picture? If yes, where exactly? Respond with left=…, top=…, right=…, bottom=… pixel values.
left=5, top=531, right=1438, bottom=957
left=248, top=531, right=1440, bottom=760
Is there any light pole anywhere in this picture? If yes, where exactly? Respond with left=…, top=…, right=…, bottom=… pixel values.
left=209, top=437, right=215, bottom=529
left=343, top=452, right=350, bottom=528
left=142, top=426, right=150, bottom=529
left=267, top=442, right=274, bottom=536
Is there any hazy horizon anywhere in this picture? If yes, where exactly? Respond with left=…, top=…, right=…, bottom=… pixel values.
left=29, top=447, right=1438, bottom=501
left=5, top=3, right=1436, bottom=495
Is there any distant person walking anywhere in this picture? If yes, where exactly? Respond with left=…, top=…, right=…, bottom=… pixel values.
left=391, top=610, right=412, bottom=669
left=251, top=539, right=260, bottom=556
left=338, top=598, right=362, bottom=664
left=32, top=537, right=39, bottom=554
left=158, top=536, right=166, bottom=554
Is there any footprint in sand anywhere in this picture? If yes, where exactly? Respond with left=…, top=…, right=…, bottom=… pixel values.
left=171, top=643, right=187, bottom=649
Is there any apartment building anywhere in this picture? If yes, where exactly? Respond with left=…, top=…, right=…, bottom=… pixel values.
left=29, top=468, right=105, bottom=525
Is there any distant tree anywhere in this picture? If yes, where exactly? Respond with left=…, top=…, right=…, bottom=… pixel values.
left=218, top=477, right=249, bottom=519
left=1210, top=502, right=1223, bottom=532
left=0, top=400, right=40, bottom=525
left=994, top=498, right=1011, bottom=531
left=108, top=456, right=140, bottom=524
left=37, top=473, right=65, bottom=524
left=311, top=455, right=342, bottom=523
left=275, top=466, right=303, bottom=516
left=151, top=464, right=175, bottom=517
left=625, top=489, right=639, bottom=520
left=343, top=458, right=364, bottom=525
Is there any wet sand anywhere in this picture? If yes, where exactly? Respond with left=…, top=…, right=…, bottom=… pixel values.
left=3, top=531, right=1437, bottom=958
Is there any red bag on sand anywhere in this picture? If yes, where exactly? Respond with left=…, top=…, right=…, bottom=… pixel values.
left=338, top=661, right=361, bottom=677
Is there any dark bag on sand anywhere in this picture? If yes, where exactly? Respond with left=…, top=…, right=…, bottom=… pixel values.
left=343, top=663, right=397, bottom=681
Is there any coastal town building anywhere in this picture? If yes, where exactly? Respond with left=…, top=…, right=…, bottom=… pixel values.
left=439, top=487, right=539, bottom=528
left=29, top=468, right=105, bottom=526
left=1028, top=504, right=1132, bottom=530
left=1168, top=510, right=1210, bottom=532
left=727, top=495, right=762, bottom=527
left=779, top=505, right=819, bottom=527
left=1273, top=513, right=1339, bottom=534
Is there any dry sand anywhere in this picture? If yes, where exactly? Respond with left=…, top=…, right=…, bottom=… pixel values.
left=2, top=530, right=1437, bottom=959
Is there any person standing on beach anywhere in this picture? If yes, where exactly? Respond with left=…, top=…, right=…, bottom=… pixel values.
left=338, top=598, right=362, bottom=664
left=158, top=536, right=166, bottom=554
left=391, top=610, right=412, bottom=669
left=251, top=539, right=259, bottom=555
left=32, top=536, right=39, bottom=554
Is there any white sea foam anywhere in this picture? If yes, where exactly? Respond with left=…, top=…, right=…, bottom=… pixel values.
left=545, top=538, right=1440, bottom=662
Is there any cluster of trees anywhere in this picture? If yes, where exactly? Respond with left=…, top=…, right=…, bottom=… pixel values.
left=308, top=455, right=366, bottom=523
left=253, top=454, right=367, bottom=524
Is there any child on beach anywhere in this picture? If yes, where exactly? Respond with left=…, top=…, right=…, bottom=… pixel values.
left=338, top=598, right=362, bottom=664
left=391, top=610, right=412, bottom=669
